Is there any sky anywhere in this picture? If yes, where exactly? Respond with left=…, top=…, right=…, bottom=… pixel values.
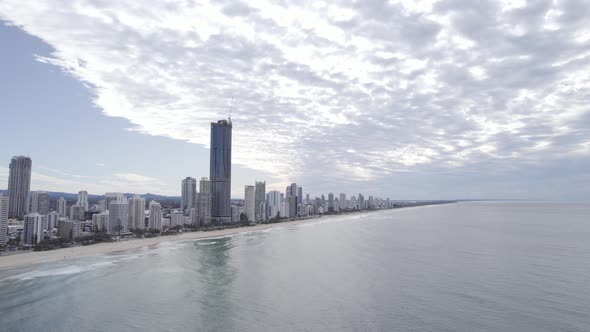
left=0, top=0, right=589, bottom=200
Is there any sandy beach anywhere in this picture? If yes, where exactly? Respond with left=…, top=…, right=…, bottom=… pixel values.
left=0, top=215, right=328, bottom=270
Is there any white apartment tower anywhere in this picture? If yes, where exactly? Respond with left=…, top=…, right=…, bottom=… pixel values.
left=244, top=185, right=255, bottom=222
left=266, top=191, right=281, bottom=220
left=181, top=177, right=197, bottom=213
left=108, top=200, right=129, bottom=234
left=148, top=200, right=162, bottom=230
left=128, top=195, right=146, bottom=230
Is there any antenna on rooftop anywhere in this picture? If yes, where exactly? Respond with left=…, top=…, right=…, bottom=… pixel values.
left=228, top=97, right=235, bottom=123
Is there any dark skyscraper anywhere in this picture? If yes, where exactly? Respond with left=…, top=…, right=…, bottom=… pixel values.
left=7, top=156, right=32, bottom=219
left=210, top=119, right=232, bottom=224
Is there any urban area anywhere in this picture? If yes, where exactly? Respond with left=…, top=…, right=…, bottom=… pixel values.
left=0, top=119, right=445, bottom=253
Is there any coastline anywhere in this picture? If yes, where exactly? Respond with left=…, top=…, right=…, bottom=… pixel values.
left=0, top=203, right=454, bottom=270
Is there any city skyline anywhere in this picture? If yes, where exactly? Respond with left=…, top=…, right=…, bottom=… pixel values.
left=1, top=1, right=589, bottom=200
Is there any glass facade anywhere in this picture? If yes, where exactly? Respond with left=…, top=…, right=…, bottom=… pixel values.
left=210, top=119, right=232, bottom=224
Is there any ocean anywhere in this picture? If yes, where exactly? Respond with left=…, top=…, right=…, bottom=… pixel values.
left=1, top=202, right=589, bottom=331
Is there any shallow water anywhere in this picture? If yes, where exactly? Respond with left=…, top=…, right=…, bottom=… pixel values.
left=1, top=202, right=589, bottom=331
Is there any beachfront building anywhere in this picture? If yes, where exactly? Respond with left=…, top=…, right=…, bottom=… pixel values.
left=7, top=156, right=32, bottom=219
left=148, top=201, right=162, bottom=230
left=198, top=177, right=211, bottom=227
left=254, top=181, right=266, bottom=221
left=108, top=200, right=129, bottom=234
left=181, top=177, right=197, bottom=214
left=23, top=213, right=45, bottom=246
left=0, top=193, right=8, bottom=245
left=128, top=195, right=146, bottom=230
left=170, top=210, right=184, bottom=227
left=210, top=119, right=232, bottom=225
left=244, top=185, right=255, bottom=222
left=266, top=191, right=281, bottom=220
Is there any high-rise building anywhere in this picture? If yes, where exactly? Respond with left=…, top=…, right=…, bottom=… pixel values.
left=358, top=194, right=365, bottom=211
left=108, top=200, right=129, bottom=234
left=189, top=208, right=198, bottom=226
left=339, top=193, right=347, bottom=210
left=24, top=213, right=45, bottom=246
left=231, top=205, right=241, bottom=223
left=57, top=197, right=67, bottom=217
left=92, top=211, right=109, bottom=232
left=210, top=119, right=232, bottom=224
left=266, top=191, right=281, bottom=220
left=244, top=185, right=255, bottom=222
left=181, top=177, right=197, bottom=213
left=328, top=193, right=335, bottom=212
left=72, top=221, right=81, bottom=240
left=7, top=156, right=32, bottom=219
left=104, top=192, right=125, bottom=212
left=297, top=186, right=303, bottom=208
left=0, top=193, right=8, bottom=245
left=198, top=177, right=212, bottom=227
left=31, top=191, right=50, bottom=215
left=170, top=210, right=184, bottom=227
left=280, top=202, right=290, bottom=218
left=70, top=204, right=85, bottom=221
left=254, top=181, right=266, bottom=221
left=46, top=211, right=59, bottom=230
left=77, top=191, right=89, bottom=211
left=128, top=195, right=146, bottom=230
left=58, top=219, right=73, bottom=241
left=148, top=200, right=162, bottom=230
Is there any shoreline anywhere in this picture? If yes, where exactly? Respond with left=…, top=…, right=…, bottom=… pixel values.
left=0, top=203, right=454, bottom=270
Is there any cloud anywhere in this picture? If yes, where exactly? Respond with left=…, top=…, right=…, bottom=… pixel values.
left=1, top=0, right=589, bottom=198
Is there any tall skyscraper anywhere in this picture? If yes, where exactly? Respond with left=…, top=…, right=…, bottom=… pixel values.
left=0, top=193, right=8, bottom=245
left=210, top=119, right=232, bottom=224
left=128, top=195, right=146, bottom=229
left=148, top=200, right=162, bottom=230
left=31, top=191, right=50, bottom=215
left=7, top=156, right=32, bottom=219
left=287, top=183, right=298, bottom=217
left=77, top=190, right=89, bottom=211
left=198, top=177, right=212, bottom=226
left=181, top=177, right=197, bottom=213
left=297, top=186, right=303, bottom=208
left=266, top=190, right=281, bottom=220
left=57, top=197, right=67, bottom=217
left=328, top=193, right=335, bottom=212
left=339, top=193, right=347, bottom=210
left=108, top=200, right=129, bottom=234
left=244, top=185, right=255, bottom=222
left=358, top=194, right=365, bottom=210
left=254, top=181, right=266, bottom=221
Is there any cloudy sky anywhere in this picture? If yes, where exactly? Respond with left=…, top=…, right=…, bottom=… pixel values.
left=0, top=0, right=589, bottom=199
